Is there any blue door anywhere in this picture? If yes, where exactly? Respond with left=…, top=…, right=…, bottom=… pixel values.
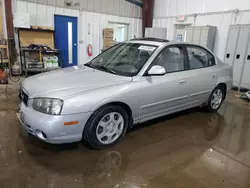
left=54, top=15, right=78, bottom=67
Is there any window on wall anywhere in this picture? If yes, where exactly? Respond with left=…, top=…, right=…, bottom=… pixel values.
left=187, top=46, right=215, bottom=69
left=108, top=22, right=129, bottom=43
left=154, top=46, right=184, bottom=73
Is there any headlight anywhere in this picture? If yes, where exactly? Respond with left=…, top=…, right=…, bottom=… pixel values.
left=31, top=98, right=63, bottom=115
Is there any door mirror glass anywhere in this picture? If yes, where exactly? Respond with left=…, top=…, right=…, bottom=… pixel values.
left=147, top=65, right=166, bottom=76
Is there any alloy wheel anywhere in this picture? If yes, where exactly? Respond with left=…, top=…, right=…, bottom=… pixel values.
left=96, top=112, right=124, bottom=144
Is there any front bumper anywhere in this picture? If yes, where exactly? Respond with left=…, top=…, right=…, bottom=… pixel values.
left=17, top=102, right=92, bottom=144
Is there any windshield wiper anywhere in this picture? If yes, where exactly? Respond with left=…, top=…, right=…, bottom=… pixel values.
left=95, top=65, right=116, bottom=74
left=85, top=63, right=116, bottom=74
left=84, top=64, right=96, bottom=69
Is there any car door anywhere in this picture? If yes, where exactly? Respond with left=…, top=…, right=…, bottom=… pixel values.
left=138, top=45, right=190, bottom=122
left=184, top=45, right=217, bottom=105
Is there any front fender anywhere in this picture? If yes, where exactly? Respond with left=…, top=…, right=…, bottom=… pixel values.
left=61, top=82, right=140, bottom=120
left=89, top=93, right=140, bottom=122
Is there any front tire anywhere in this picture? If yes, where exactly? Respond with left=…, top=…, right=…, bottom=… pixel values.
left=83, top=105, right=129, bottom=149
left=207, top=86, right=225, bottom=112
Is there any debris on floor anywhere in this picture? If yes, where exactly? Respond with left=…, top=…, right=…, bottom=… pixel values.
left=240, top=91, right=250, bottom=102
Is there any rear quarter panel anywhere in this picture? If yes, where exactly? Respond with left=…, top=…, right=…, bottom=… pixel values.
left=214, top=59, right=233, bottom=90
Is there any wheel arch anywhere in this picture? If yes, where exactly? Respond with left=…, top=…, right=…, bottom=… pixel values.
left=216, top=82, right=227, bottom=100
left=103, top=101, right=133, bottom=125
left=88, top=101, right=133, bottom=127
left=83, top=101, right=133, bottom=148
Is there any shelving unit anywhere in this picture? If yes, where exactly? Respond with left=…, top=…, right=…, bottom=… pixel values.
left=17, top=26, right=61, bottom=77
left=0, top=45, right=9, bottom=64
left=20, top=48, right=61, bottom=77
left=0, top=44, right=9, bottom=84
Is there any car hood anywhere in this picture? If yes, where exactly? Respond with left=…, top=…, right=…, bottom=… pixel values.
left=22, top=65, right=132, bottom=98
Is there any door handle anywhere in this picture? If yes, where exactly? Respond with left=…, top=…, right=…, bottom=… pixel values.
left=179, top=80, right=187, bottom=84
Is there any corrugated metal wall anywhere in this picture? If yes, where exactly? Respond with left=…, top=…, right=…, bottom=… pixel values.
left=153, top=0, right=250, bottom=60
left=13, top=0, right=142, bottom=18
left=12, top=0, right=142, bottom=64
left=154, top=0, right=250, bottom=17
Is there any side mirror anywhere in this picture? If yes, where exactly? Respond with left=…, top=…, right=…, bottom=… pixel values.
left=147, top=65, right=166, bottom=76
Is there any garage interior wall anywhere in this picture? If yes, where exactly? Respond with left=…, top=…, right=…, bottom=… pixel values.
left=12, top=0, right=142, bottom=64
left=153, top=0, right=250, bottom=61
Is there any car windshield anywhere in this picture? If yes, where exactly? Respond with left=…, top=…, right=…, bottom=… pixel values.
left=86, top=43, right=158, bottom=76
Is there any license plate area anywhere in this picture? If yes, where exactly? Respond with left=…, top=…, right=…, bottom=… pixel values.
left=17, top=112, right=34, bottom=135
left=20, top=89, right=29, bottom=106
left=20, top=111, right=24, bottom=123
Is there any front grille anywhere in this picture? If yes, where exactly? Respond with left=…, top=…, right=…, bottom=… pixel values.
left=21, top=90, right=29, bottom=106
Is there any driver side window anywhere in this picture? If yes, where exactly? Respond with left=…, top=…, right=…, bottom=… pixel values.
left=154, top=46, right=184, bottom=73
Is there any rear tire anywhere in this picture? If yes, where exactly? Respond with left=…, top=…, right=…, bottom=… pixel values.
left=206, top=86, right=225, bottom=112
left=83, top=105, right=129, bottom=149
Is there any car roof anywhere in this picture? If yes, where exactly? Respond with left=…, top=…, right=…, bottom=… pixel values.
left=131, top=38, right=170, bottom=43
left=125, top=40, right=165, bottom=46
left=125, top=38, right=188, bottom=47
left=125, top=39, right=213, bottom=53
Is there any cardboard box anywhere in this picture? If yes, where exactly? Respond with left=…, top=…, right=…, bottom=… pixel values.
left=104, top=38, right=113, bottom=42
left=104, top=34, right=113, bottom=39
left=103, top=40, right=115, bottom=49
left=103, top=28, right=114, bottom=33
left=103, top=28, right=114, bottom=39
left=103, top=43, right=114, bottom=49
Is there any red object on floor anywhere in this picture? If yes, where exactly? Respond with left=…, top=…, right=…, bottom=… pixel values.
left=0, top=69, right=6, bottom=81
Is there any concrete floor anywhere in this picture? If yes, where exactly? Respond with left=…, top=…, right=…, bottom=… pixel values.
left=1, top=81, right=250, bottom=188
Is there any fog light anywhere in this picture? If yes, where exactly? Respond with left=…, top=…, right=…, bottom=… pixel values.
left=35, top=129, right=47, bottom=140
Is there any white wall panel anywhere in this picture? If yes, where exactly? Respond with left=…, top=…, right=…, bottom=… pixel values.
left=240, top=12, right=250, bottom=24
left=154, top=0, right=250, bottom=17
left=107, top=0, right=114, bottom=15
left=46, top=5, right=55, bottom=27
left=37, top=4, right=47, bottom=26
left=16, top=0, right=142, bottom=18
left=138, top=18, right=142, bottom=37
left=113, top=0, right=119, bottom=15
left=132, top=18, right=137, bottom=39
left=14, top=0, right=142, bottom=65
left=56, top=0, right=64, bottom=7
left=154, top=0, right=250, bottom=60
left=100, top=0, right=108, bottom=14
left=87, top=0, right=94, bottom=12
left=204, top=0, right=250, bottom=13
left=27, top=2, right=38, bottom=25
left=79, top=11, right=88, bottom=64
left=185, top=0, right=203, bottom=14
left=54, top=6, right=63, bottom=15
left=153, top=11, right=249, bottom=60
left=138, top=5, right=142, bottom=18
left=154, top=0, right=167, bottom=17
left=47, top=0, right=56, bottom=6
left=131, top=3, right=137, bottom=18
left=16, top=0, right=27, bottom=12
left=124, top=1, right=130, bottom=17
left=80, top=0, right=88, bottom=11
left=128, top=2, right=134, bottom=18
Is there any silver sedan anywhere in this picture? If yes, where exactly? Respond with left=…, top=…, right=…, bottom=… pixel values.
left=18, top=39, right=232, bottom=149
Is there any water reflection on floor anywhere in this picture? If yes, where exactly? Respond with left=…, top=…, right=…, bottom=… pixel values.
left=0, top=84, right=250, bottom=187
